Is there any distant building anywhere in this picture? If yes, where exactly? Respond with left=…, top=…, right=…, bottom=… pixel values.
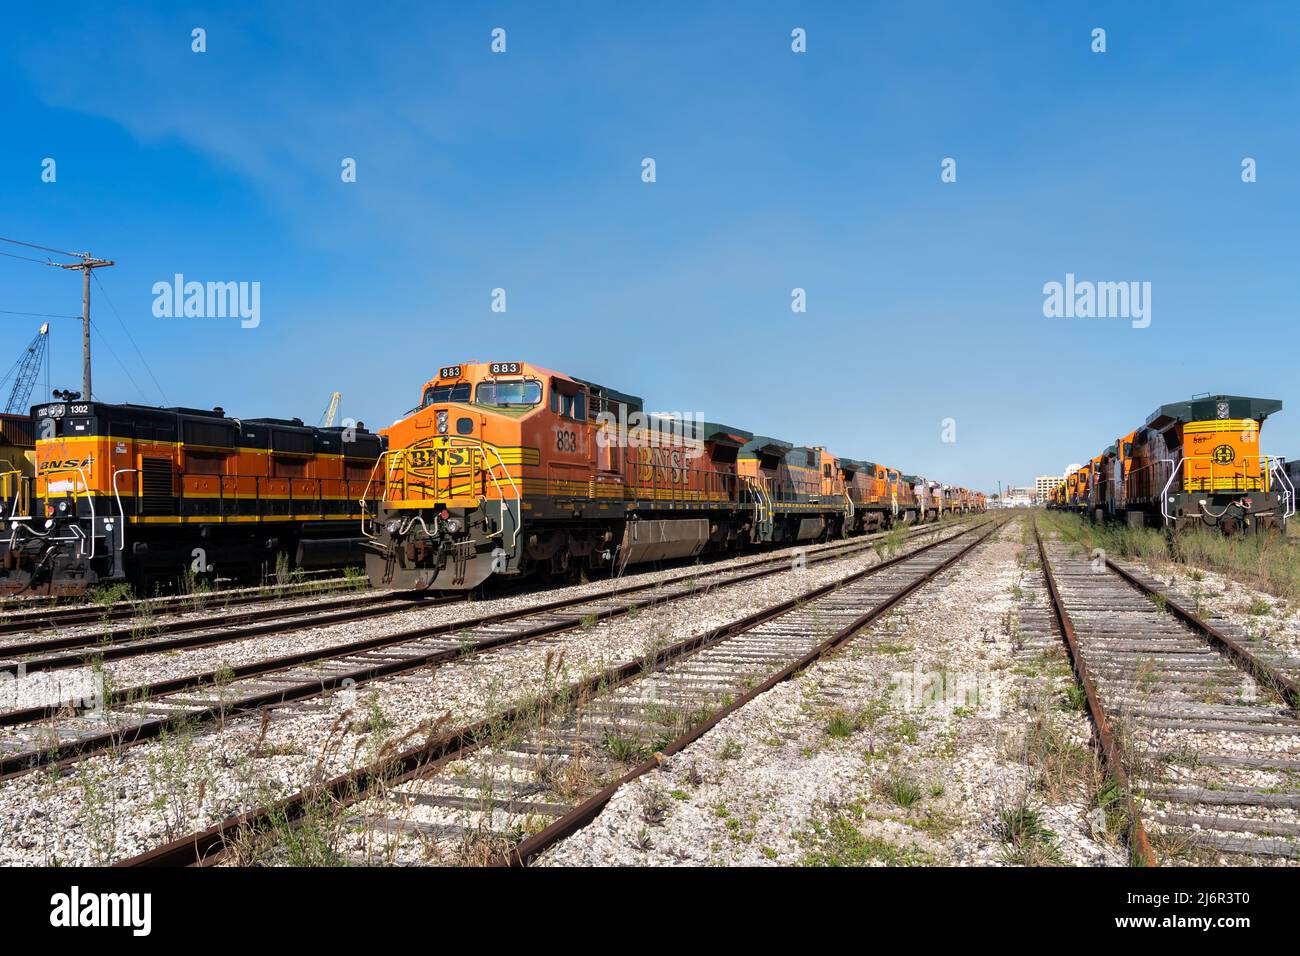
left=1035, top=475, right=1063, bottom=501
left=993, top=487, right=1035, bottom=508
left=1006, top=486, right=1035, bottom=507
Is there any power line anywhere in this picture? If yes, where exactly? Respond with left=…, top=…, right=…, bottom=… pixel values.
left=88, top=318, right=149, bottom=403
left=2, top=236, right=166, bottom=405
left=91, top=272, right=169, bottom=406
left=0, top=248, right=57, bottom=266
left=0, top=309, right=81, bottom=320
left=0, top=235, right=84, bottom=259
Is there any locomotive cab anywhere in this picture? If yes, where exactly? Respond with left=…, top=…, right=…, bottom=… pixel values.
left=367, top=362, right=548, bottom=590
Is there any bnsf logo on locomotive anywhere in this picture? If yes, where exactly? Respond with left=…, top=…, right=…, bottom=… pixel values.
left=406, top=444, right=474, bottom=474
left=1211, top=444, right=1236, bottom=464
left=637, top=446, right=688, bottom=483
left=39, top=456, right=94, bottom=473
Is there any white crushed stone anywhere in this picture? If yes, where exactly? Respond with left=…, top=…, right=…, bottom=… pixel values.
left=0, top=524, right=968, bottom=865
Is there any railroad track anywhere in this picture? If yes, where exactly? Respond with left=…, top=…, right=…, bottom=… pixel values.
left=0, top=575, right=363, bottom=636
left=0, top=519, right=956, bottom=684
left=118, top=516, right=1005, bottom=866
left=0, top=518, right=976, bottom=780
left=0, top=589, right=433, bottom=666
left=1033, top=519, right=1300, bottom=865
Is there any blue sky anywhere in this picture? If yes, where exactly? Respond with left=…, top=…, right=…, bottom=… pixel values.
left=2, top=1, right=1297, bottom=491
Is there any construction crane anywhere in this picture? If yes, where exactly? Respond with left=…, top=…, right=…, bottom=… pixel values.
left=319, top=391, right=341, bottom=428
left=0, top=324, right=50, bottom=414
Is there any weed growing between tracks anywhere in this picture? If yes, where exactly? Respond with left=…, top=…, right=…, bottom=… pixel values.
left=89, top=582, right=134, bottom=613
left=14, top=524, right=971, bottom=866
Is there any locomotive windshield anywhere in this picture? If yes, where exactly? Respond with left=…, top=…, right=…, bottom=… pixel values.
left=421, top=382, right=471, bottom=408
left=476, top=379, right=542, bottom=407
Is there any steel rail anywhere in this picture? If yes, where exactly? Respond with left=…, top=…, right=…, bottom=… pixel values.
left=499, top=518, right=1006, bottom=866
left=1033, top=519, right=1157, bottom=867
left=3, top=531, right=898, bottom=668
left=0, top=526, right=939, bottom=721
left=0, top=590, right=424, bottom=665
left=2, top=520, right=981, bottom=779
left=0, top=576, right=357, bottom=634
left=1101, top=557, right=1299, bottom=710
left=117, top=519, right=995, bottom=866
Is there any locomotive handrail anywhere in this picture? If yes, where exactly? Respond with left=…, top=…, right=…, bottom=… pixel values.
left=37, top=464, right=96, bottom=558
left=111, top=468, right=139, bottom=561
left=1176, top=452, right=1271, bottom=495
left=479, top=441, right=522, bottom=552
left=1271, top=458, right=1296, bottom=520
left=0, top=464, right=27, bottom=522
left=1159, top=453, right=1283, bottom=525
left=360, top=451, right=408, bottom=537
left=1158, top=458, right=1179, bottom=525
left=364, top=440, right=521, bottom=551
left=741, top=475, right=771, bottom=538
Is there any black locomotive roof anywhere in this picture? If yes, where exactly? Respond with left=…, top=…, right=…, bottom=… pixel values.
left=700, top=422, right=753, bottom=446
left=784, top=446, right=819, bottom=469
left=574, top=378, right=644, bottom=415
left=28, top=399, right=380, bottom=456
left=740, top=435, right=793, bottom=456
left=1146, top=395, right=1282, bottom=431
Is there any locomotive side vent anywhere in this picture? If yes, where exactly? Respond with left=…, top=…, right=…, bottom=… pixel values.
left=140, top=456, right=175, bottom=515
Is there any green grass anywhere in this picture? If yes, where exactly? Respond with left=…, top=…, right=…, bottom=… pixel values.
left=87, top=582, right=134, bottom=609
left=604, top=731, right=648, bottom=763
left=997, top=806, right=1062, bottom=866
left=1060, top=682, right=1088, bottom=713
left=797, top=815, right=934, bottom=866
left=826, top=711, right=858, bottom=739
left=883, top=774, right=923, bottom=809
left=1042, top=511, right=1300, bottom=604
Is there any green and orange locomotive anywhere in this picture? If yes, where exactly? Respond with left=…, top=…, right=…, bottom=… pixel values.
left=1047, top=394, right=1291, bottom=532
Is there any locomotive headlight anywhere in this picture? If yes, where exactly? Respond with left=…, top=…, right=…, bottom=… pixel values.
left=436, top=410, right=449, bottom=434
left=385, top=519, right=401, bottom=535
left=57, top=500, right=69, bottom=514
left=444, top=517, right=461, bottom=534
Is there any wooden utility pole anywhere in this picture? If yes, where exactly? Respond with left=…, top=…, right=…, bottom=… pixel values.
left=54, top=254, right=113, bottom=399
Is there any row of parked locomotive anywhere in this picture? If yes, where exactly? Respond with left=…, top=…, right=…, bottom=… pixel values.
left=1048, top=394, right=1294, bottom=533
left=363, top=361, right=984, bottom=591
left=0, top=400, right=384, bottom=595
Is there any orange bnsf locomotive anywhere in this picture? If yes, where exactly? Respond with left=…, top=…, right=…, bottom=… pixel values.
left=0, top=399, right=383, bottom=595
left=1048, top=394, right=1291, bottom=532
left=364, top=361, right=983, bottom=591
